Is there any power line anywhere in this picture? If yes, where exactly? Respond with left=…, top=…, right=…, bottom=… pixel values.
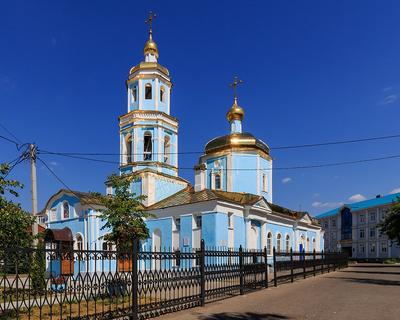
left=0, top=122, right=23, bottom=145
left=0, top=134, right=20, bottom=148
left=38, top=150, right=400, bottom=171
left=37, top=132, right=400, bottom=156
left=37, top=157, right=101, bottom=212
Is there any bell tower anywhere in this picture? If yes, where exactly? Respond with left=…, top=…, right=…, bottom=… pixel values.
left=118, top=12, right=187, bottom=206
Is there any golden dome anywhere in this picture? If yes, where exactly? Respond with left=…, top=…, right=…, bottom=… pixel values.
left=226, top=98, right=244, bottom=122
left=205, top=132, right=270, bottom=155
left=143, top=35, right=159, bottom=58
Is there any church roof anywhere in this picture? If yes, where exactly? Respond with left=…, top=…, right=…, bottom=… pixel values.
left=146, top=187, right=262, bottom=210
left=204, top=132, right=270, bottom=155
left=146, top=187, right=317, bottom=225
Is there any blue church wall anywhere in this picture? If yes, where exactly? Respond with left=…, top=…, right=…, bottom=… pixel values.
left=267, top=223, right=294, bottom=251
left=157, top=80, right=169, bottom=114
left=128, top=82, right=139, bottom=112
left=205, top=156, right=227, bottom=190
left=180, top=215, right=193, bottom=251
left=202, top=212, right=228, bottom=248
left=234, top=216, right=246, bottom=249
left=141, top=79, right=156, bottom=110
left=231, top=154, right=258, bottom=194
left=260, top=157, right=272, bottom=202
left=48, top=194, right=80, bottom=221
left=154, top=178, right=185, bottom=202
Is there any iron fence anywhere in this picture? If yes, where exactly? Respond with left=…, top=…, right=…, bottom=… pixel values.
left=0, top=241, right=347, bottom=319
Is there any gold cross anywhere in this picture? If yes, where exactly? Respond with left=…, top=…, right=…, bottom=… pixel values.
left=230, top=76, right=244, bottom=101
left=145, top=11, right=157, bottom=36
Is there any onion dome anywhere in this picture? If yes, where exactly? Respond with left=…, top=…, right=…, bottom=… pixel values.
left=144, top=33, right=159, bottom=59
left=205, top=132, right=270, bottom=156
left=226, top=98, right=244, bottom=122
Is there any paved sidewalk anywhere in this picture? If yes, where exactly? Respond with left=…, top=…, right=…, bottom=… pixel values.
left=157, top=264, right=400, bottom=320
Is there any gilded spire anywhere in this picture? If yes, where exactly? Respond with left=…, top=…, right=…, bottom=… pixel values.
left=144, top=11, right=159, bottom=59
left=227, top=76, right=245, bottom=122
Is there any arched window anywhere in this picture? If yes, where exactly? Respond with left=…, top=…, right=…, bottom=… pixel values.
left=76, top=234, right=83, bottom=251
left=160, top=86, right=165, bottom=102
left=63, top=201, right=69, bottom=219
left=163, top=135, right=170, bottom=163
left=145, top=83, right=152, bottom=99
left=267, top=232, right=272, bottom=255
left=312, top=238, right=316, bottom=251
left=143, top=131, right=152, bottom=160
left=285, top=234, right=290, bottom=252
left=215, top=173, right=221, bottom=190
left=131, top=86, right=137, bottom=102
left=306, top=237, right=310, bottom=252
left=276, top=234, right=282, bottom=253
left=262, top=174, right=267, bottom=192
left=125, top=134, right=133, bottom=163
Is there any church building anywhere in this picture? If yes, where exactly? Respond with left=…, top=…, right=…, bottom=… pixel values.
left=40, top=15, right=324, bottom=274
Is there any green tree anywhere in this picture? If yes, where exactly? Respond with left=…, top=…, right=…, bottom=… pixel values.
left=31, top=240, right=46, bottom=293
left=379, top=197, right=400, bottom=246
left=0, top=163, right=35, bottom=273
left=0, top=163, right=34, bottom=249
left=92, top=174, right=151, bottom=251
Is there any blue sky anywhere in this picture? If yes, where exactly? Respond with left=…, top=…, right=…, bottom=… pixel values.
left=1, top=0, right=400, bottom=215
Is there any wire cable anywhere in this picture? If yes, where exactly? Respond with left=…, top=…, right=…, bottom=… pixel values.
left=38, top=150, right=400, bottom=171
left=0, top=122, right=23, bottom=145
left=37, top=132, right=400, bottom=156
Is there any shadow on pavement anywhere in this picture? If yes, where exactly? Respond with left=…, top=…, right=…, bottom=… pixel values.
left=327, top=276, right=400, bottom=286
left=351, top=264, right=400, bottom=268
left=340, top=270, right=400, bottom=275
left=200, top=312, right=291, bottom=320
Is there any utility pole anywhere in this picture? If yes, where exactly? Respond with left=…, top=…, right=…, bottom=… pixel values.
left=30, top=143, right=38, bottom=240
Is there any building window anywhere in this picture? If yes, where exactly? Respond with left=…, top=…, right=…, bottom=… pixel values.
left=370, top=243, right=376, bottom=254
left=359, top=213, right=365, bottom=224
left=369, top=227, right=376, bottom=238
left=381, top=242, right=387, bottom=253
left=75, top=234, right=83, bottom=251
left=359, top=228, right=365, bottom=239
left=306, top=237, right=310, bottom=252
left=285, top=235, right=290, bottom=253
left=228, top=213, right=234, bottom=229
left=359, top=243, right=365, bottom=254
left=214, top=173, right=221, bottom=190
left=131, top=86, right=137, bottom=103
left=331, top=232, right=337, bottom=240
left=125, top=134, right=133, bottom=164
left=195, top=215, right=202, bottom=229
left=145, top=83, right=152, bottom=99
left=370, top=212, right=376, bottom=222
left=332, top=219, right=336, bottom=227
left=175, top=218, right=181, bottom=232
left=160, top=86, right=165, bottom=102
left=312, top=238, right=316, bottom=251
left=163, top=135, right=170, bottom=164
left=262, top=174, right=267, bottom=192
left=63, top=202, right=69, bottom=219
left=267, top=232, right=272, bottom=255
left=143, top=131, right=152, bottom=160
left=324, top=221, right=329, bottom=229
left=276, top=234, right=282, bottom=253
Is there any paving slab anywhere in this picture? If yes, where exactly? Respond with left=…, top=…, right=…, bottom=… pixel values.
left=156, top=264, right=400, bottom=320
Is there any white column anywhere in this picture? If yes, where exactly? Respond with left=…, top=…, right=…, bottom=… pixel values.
left=154, top=78, right=159, bottom=111
left=138, top=80, right=143, bottom=110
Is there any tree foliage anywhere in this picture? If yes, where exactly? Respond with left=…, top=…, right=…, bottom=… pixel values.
left=379, top=197, right=400, bottom=246
left=0, top=163, right=34, bottom=249
left=92, top=174, right=152, bottom=251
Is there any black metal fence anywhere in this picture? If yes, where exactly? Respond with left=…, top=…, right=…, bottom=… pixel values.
left=0, top=241, right=347, bottom=320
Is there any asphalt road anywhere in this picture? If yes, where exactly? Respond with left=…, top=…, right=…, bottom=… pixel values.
left=157, top=263, right=400, bottom=320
